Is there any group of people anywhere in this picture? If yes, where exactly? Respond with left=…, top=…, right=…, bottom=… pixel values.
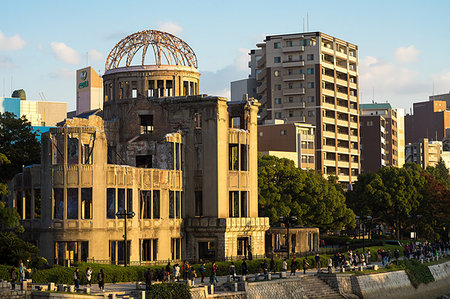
left=331, top=249, right=372, bottom=269
left=72, top=267, right=104, bottom=291
left=404, top=240, right=450, bottom=260
left=9, top=260, right=27, bottom=290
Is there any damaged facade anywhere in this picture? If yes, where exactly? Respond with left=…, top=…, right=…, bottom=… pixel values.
left=8, top=30, right=269, bottom=265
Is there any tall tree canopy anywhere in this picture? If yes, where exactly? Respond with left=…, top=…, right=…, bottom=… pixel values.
left=0, top=112, right=40, bottom=182
left=258, top=154, right=355, bottom=231
left=348, top=162, right=450, bottom=240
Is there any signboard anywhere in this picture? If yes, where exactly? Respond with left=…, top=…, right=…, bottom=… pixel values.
left=77, top=68, right=90, bottom=89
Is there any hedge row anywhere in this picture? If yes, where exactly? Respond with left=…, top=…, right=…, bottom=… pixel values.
left=147, top=283, right=190, bottom=299
left=404, top=259, right=435, bottom=288
left=30, top=257, right=332, bottom=285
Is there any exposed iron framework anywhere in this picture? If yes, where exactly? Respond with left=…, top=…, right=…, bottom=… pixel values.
left=105, top=30, right=198, bottom=71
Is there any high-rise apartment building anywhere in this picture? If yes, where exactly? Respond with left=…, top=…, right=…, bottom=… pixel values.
left=405, top=100, right=450, bottom=144
left=359, top=103, right=404, bottom=173
left=252, top=32, right=360, bottom=185
left=405, top=138, right=442, bottom=169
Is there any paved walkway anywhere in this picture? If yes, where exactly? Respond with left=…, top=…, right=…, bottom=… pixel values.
left=83, top=261, right=386, bottom=295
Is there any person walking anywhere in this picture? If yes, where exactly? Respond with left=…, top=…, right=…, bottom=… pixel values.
left=242, top=259, right=248, bottom=276
left=174, top=264, right=181, bottom=282
left=290, top=257, right=298, bottom=276
left=10, top=267, right=17, bottom=290
left=282, top=258, right=288, bottom=272
left=18, top=260, right=25, bottom=283
left=229, top=262, right=237, bottom=281
left=210, top=262, right=218, bottom=286
left=200, top=262, right=206, bottom=283
left=97, top=269, right=105, bottom=291
left=269, top=257, right=275, bottom=273
left=188, top=267, right=196, bottom=286
left=303, top=258, right=309, bottom=274
left=165, top=262, right=171, bottom=281
left=327, top=257, right=333, bottom=273
left=182, top=260, right=189, bottom=281
left=262, top=260, right=269, bottom=279
left=85, top=267, right=92, bottom=287
left=73, top=268, right=80, bottom=289
left=144, top=268, right=153, bottom=290
left=315, top=253, right=321, bottom=272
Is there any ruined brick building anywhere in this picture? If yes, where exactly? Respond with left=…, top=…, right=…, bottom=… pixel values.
left=8, top=30, right=269, bottom=265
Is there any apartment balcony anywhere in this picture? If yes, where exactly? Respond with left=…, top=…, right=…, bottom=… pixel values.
left=282, top=45, right=305, bottom=53
left=282, top=60, right=305, bottom=68
left=322, top=74, right=334, bottom=83
left=349, top=55, right=357, bottom=63
left=323, top=130, right=335, bottom=138
left=338, top=161, right=350, bottom=168
left=322, top=88, right=335, bottom=97
left=348, top=68, right=357, bottom=76
left=256, top=69, right=266, bottom=81
left=282, top=101, right=305, bottom=109
left=350, top=95, right=358, bottom=102
left=349, top=82, right=357, bottom=89
left=257, top=56, right=265, bottom=68
left=338, top=175, right=350, bottom=182
left=335, top=51, right=348, bottom=60
left=335, top=65, right=348, bottom=74
left=324, top=159, right=337, bottom=167
left=336, top=105, right=349, bottom=113
left=322, top=102, right=335, bottom=110
left=350, top=122, right=358, bottom=129
left=350, top=135, right=359, bottom=142
left=349, top=107, right=358, bottom=115
left=283, top=74, right=305, bottom=81
left=321, top=46, right=334, bottom=55
left=337, top=133, right=349, bottom=140
left=283, top=88, right=305, bottom=96
left=256, top=84, right=267, bottom=94
left=336, top=91, right=349, bottom=100
left=322, top=116, right=335, bottom=124
left=336, top=78, right=348, bottom=87
left=323, top=145, right=336, bottom=152
left=350, top=148, right=359, bottom=155
left=337, top=119, right=348, bottom=127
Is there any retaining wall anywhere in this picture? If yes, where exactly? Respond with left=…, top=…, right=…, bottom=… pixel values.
left=320, top=260, right=450, bottom=299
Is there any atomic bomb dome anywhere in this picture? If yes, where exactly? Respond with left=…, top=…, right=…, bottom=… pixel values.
left=102, top=30, right=200, bottom=111
left=105, top=30, right=198, bottom=71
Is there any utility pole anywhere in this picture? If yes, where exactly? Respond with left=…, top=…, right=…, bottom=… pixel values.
left=116, top=210, right=135, bottom=267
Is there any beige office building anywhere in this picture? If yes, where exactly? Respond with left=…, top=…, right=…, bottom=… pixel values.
left=252, top=32, right=360, bottom=185
left=8, top=30, right=269, bottom=265
left=258, top=120, right=315, bottom=170
left=76, top=67, right=103, bottom=115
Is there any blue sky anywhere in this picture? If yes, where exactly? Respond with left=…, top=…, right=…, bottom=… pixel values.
left=1, top=0, right=450, bottom=113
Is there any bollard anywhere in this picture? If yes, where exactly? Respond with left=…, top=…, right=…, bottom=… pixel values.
left=373, top=265, right=379, bottom=270
left=232, top=283, right=238, bottom=292
left=358, top=266, right=363, bottom=271
left=84, top=287, right=90, bottom=294
left=281, top=271, right=287, bottom=278
left=48, top=283, right=55, bottom=292
left=21, top=281, right=27, bottom=291
left=267, top=273, right=272, bottom=280
left=241, top=275, right=246, bottom=281
left=69, top=285, right=75, bottom=293
left=227, top=275, right=232, bottom=283
left=140, top=290, right=145, bottom=299
left=208, top=284, right=214, bottom=295
left=341, top=268, right=345, bottom=273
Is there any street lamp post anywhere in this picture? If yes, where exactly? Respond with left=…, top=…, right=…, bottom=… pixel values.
left=356, top=216, right=372, bottom=253
left=116, top=210, right=135, bottom=267
left=279, top=216, right=298, bottom=259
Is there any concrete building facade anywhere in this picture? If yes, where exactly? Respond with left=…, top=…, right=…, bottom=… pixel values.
left=405, top=100, right=450, bottom=144
left=76, top=67, right=103, bottom=115
left=258, top=120, right=315, bottom=170
left=252, top=32, right=360, bottom=185
left=8, top=30, right=269, bottom=266
left=359, top=103, right=403, bottom=173
left=405, top=138, right=442, bottom=169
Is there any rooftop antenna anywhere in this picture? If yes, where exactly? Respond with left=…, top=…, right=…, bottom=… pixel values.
left=303, top=17, right=305, bottom=32
left=372, top=87, right=375, bottom=102
left=432, top=81, right=435, bottom=96
left=307, top=12, right=309, bottom=32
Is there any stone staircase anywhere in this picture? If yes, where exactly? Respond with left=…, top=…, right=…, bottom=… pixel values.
left=301, top=275, right=344, bottom=299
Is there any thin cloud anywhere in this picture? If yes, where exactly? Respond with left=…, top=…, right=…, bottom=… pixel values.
left=49, top=68, right=74, bottom=79
left=394, top=45, right=419, bottom=64
left=157, top=21, right=183, bottom=36
left=0, top=30, right=26, bottom=51
left=88, top=49, right=103, bottom=62
left=50, top=42, right=81, bottom=65
left=0, top=55, right=15, bottom=68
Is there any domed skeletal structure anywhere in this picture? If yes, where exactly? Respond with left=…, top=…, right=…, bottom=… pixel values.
left=105, top=30, right=198, bottom=71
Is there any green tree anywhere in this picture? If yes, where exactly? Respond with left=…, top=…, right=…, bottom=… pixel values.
left=0, top=112, right=40, bottom=183
left=258, top=155, right=355, bottom=231
left=348, top=165, right=425, bottom=239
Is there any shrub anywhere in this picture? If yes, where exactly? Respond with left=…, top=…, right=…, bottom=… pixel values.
left=147, top=282, right=191, bottom=299
left=404, top=259, right=434, bottom=288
